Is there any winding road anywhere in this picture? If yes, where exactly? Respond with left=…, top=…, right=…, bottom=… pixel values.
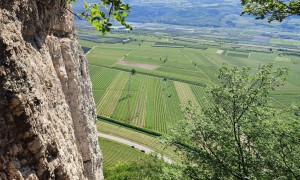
left=98, top=133, right=173, bottom=164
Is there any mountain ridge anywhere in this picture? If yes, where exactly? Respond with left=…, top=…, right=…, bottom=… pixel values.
left=72, top=0, right=299, bottom=30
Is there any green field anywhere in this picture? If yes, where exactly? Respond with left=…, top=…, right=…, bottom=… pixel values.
left=270, top=38, right=300, bottom=46
left=98, top=137, right=148, bottom=168
left=226, top=50, right=250, bottom=58
left=84, top=32, right=300, bottom=134
left=87, top=41, right=215, bottom=85
left=92, top=67, right=187, bottom=133
left=97, top=120, right=179, bottom=161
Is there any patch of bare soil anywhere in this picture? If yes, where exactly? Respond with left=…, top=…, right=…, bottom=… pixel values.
left=117, top=60, right=158, bottom=70
left=216, top=49, right=224, bottom=54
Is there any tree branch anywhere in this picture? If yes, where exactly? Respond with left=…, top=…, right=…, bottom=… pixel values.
left=278, top=135, right=298, bottom=179
left=65, top=7, right=83, bottom=20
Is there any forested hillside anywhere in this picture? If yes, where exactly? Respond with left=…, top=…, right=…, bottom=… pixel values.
left=72, top=0, right=300, bottom=30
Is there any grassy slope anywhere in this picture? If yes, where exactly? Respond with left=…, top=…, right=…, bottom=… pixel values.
left=98, top=137, right=148, bottom=168
left=97, top=121, right=180, bottom=162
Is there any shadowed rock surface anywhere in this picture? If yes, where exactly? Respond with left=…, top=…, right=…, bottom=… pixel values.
left=0, top=0, right=103, bottom=179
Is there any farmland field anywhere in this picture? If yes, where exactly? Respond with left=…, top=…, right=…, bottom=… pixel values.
left=91, top=66, right=186, bottom=133
left=96, top=72, right=129, bottom=117
left=98, top=137, right=148, bottom=168
left=83, top=31, right=300, bottom=134
left=97, top=120, right=179, bottom=161
left=174, top=81, right=199, bottom=106
left=226, top=50, right=250, bottom=59
left=270, top=38, right=300, bottom=46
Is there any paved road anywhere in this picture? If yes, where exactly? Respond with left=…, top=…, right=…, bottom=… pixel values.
left=98, top=133, right=173, bottom=164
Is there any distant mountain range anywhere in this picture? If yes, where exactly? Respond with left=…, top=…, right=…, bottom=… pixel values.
left=72, top=0, right=299, bottom=30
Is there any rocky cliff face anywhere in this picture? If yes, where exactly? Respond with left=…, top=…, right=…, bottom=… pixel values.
left=0, top=0, right=103, bottom=179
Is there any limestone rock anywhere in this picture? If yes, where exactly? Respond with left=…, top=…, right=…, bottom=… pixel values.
left=0, top=0, right=103, bottom=179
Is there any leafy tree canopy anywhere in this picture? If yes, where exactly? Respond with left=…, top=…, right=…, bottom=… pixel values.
left=241, top=0, right=300, bottom=22
left=69, top=0, right=131, bottom=34
left=166, top=64, right=300, bottom=179
left=104, top=155, right=184, bottom=180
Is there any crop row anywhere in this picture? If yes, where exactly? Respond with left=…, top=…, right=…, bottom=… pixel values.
left=96, top=72, right=129, bottom=117
left=111, top=75, right=148, bottom=127
left=99, top=137, right=147, bottom=168
left=89, top=65, right=119, bottom=90
left=173, top=81, right=199, bottom=106
left=160, top=80, right=184, bottom=125
left=92, top=90, right=105, bottom=104
left=146, top=78, right=169, bottom=133
left=130, top=78, right=148, bottom=127
left=190, top=85, right=214, bottom=109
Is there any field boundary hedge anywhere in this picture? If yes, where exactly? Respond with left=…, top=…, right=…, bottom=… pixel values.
left=97, top=115, right=162, bottom=137
left=98, top=116, right=201, bottom=154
